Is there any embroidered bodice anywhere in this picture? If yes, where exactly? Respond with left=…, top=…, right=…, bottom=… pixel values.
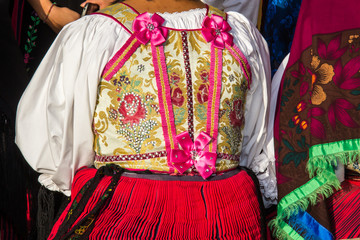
left=92, top=3, right=251, bottom=178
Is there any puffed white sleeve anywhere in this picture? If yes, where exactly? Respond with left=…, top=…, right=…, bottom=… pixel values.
left=15, top=15, right=129, bottom=196
left=228, top=12, right=277, bottom=207
left=201, top=0, right=260, bottom=25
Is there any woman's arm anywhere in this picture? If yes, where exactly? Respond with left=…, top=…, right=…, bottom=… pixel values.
left=228, top=12, right=276, bottom=207
left=27, top=0, right=80, bottom=33
left=15, top=15, right=130, bottom=195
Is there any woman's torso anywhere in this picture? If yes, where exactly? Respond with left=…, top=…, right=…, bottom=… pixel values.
left=92, top=3, right=251, bottom=177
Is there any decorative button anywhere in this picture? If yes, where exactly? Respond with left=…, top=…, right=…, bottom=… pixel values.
left=147, top=23, right=155, bottom=31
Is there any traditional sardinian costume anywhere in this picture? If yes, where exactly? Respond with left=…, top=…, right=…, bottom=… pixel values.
left=16, top=3, right=275, bottom=239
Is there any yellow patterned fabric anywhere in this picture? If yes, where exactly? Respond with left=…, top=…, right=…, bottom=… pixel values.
left=97, top=4, right=138, bottom=31
left=93, top=4, right=248, bottom=174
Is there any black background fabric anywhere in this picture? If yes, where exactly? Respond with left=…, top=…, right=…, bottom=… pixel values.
left=0, top=0, right=82, bottom=238
left=1, top=0, right=31, bottom=238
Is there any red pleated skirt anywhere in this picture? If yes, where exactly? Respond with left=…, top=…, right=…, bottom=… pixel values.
left=48, top=167, right=264, bottom=240
left=327, top=179, right=360, bottom=239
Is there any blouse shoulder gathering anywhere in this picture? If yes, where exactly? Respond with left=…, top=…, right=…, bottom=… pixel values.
left=16, top=7, right=277, bottom=206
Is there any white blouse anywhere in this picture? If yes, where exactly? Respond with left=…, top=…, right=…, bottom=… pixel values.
left=202, top=0, right=260, bottom=26
left=15, top=8, right=277, bottom=207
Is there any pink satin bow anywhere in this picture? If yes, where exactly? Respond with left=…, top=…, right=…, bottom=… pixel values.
left=170, top=131, right=217, bottom=179
left=132, top=13, right=168, bottom=46
left=201, top=14, right=233, bottom=49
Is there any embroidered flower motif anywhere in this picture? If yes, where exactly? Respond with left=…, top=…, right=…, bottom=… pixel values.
left=291, top=101, right=309, bottom=130
left=171, top=87, right=185, bottom=107
left=348, top=34, right=360, bottom=53
left=108, top=109, right=118, bottom=120
left=296, top=101, right=307, bottom=112
left=308, top=107, right=326, bottom=139
left=201, top=14, right=233, bottom=49
left=24, top=12, right=40, bottom=69
left=309, top=55, right=335, bottom=105
left=170, top=72, right=181, bottom=86
left=228, top=74, right=235, bottom=82
left=200, top=70, right=209, bottom=82
left=118, top=93, right=146, bottom=126
left=333, top=55, right=360, bottom=90
left=137, top=64, right=145, bottom=72
left=317, top=35, right=347, bottom=60
left=229, top=99, right=244, bottom=127
left=132, top=13, right=168, bottom=46
left=328, top=98, right=359, bottom=130
left=113, top=76, right=130, bottom=87
left=197, top=84, right=209, bottom=104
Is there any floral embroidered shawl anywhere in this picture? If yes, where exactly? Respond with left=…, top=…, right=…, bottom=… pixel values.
left=271, top=0, right=360, bottom=239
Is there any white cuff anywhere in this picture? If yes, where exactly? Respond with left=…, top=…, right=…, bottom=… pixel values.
left=38, top=173, right=71, bottom=196
left=251, top=153, right=278, bottom=207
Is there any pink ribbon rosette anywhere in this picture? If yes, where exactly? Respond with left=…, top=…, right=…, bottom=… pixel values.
left=170, top=131, right=217, bottom=179
left=201, top=14, right=233, bottom=49
left=133, top=12, right=168, bottom=46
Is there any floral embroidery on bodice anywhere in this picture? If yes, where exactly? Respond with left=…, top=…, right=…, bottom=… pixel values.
left=92, top=3, right=251, bottom=176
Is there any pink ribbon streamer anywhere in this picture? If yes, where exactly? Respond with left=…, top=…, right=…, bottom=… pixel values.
left=133, top=12, right=168, bottom=46
left=170, top=131, right=217, bottom=179
left=201, top=14, right=233, bottom=49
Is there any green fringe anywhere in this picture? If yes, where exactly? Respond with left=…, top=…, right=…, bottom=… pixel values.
left=269, top=219, right=294, bottom=240
left=277, top=172, right=340, bottom=219
left=270, top=143, right=360, bottom=239
left=307, top=150, right=360, bottom=178
left=269, top=171, right=340, bottom=239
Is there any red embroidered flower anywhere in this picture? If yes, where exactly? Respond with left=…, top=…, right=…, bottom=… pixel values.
left=200, top=71, right=209, bottom=82
left=328, top=98, right=359, bottom=130
left=197, top=84, right=209, bottom=104
left=170, top=72, right=181, bottom=86
left=333, top=55, right=360, bottom=90
left=118, top=93, right=146, bottom=126
left=317, top=35, right=348, bottom=60
left=229, top=100, right=244, bottom=127
left=308, top=107, right=326, bottom=139
left=171, top=87, right=185, bottom=107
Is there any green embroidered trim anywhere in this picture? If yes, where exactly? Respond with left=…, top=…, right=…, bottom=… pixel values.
left=24, top=13, right=40, bottom=71
left=308, top=138, right=360, bottom=177
left=271, top=139, right=360, bottom=239
left=24, top=14, right=40, bottom=54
